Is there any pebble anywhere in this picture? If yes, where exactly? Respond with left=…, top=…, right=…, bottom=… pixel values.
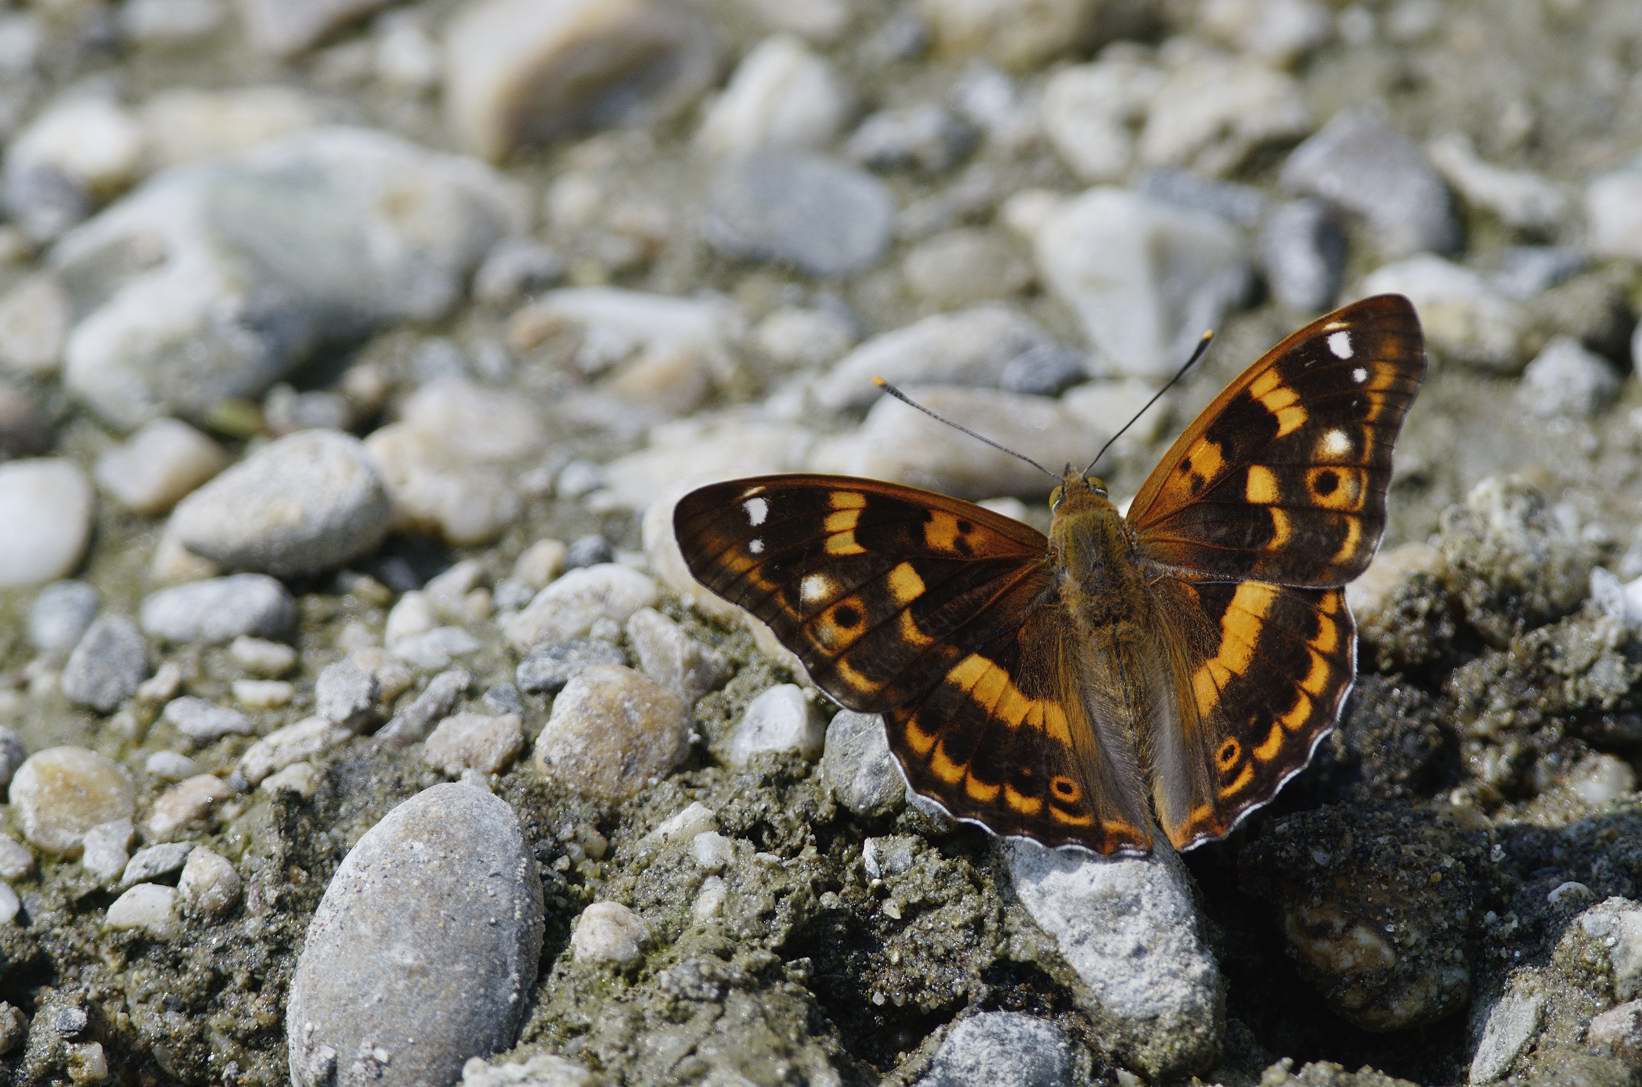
left=570, top=900, right=649, bottom=966
left=0, top=1001, right=23, bottom=1054
left=1585, top=163, right=1642, bottom=263
left=57, top=128, right=521, bottom=429
left=1280, top=108, right=1462, bottom=256
left=512, top=539, right=568, bottom=590
left=0, top=273, right=70, bottom=374
left=1202, top=0, right=1333, bottom=63
left=378, top=668, right=472, bottom=745
left=385, top=591, right=437, bottom=645
left=1006, top=841, right=1222, bottom=1079
left=901, top=229, right=1035, bottom=309
left=563, top=534, right=614, bottom=571
left=134, top=87, right=323, bottom=170
left=1469, top=988, right=1542, bottom=1084
left=230, top=636, right=298, bottom=677
left=472, top=238, right=565, bottom=305
left=704, top=151, right=895, bottom=278
left=1587, top=1000, right=1642, bottom=1063
left=515, top=641, right=627, bottom=696
left=1034, top=187, right=1252, bottom=380
left=237, top=717, right=350, bottom=786
left=0, top=730, right=21, bottom=791
left=5, top=93, right=142, bottom=204
left=751, top=304, right=859, bottom=370
left=262, top=762, right=321, bottom=797
left=915, top=0, right=1101, bottom=69
left=1516, top=336, right=1620, bottom=417
left=120, top=843, right=195, bottom=888
left=690, top=832, right=734, bottom=872
left=27, top=580, right=99, bottom=654
left=1257, top=198, right=1347, bottom=312
left=61, top=615, right=149, bottom=713
left=314, top=659, right=381, bottom=731
left=143, top=774, right=230, bottom=840
left=727, top=684, right=826, bottom=766
left=423, top=712, right=525, bottom=776
left=847, top=103, right=976, bottom=175
left=177, top=847, right=241, bottom=916
left=1039, top=57, right=1159, bottom=182
left=233, top=679, right=294, bottom=710
left=1361, top=255, right=1530, bottom=372
left=532, top=665, right=689, bottom=803
left=697, top=34, right=850, bottom=156
left=0, top=836, right=32, bottom=881
left=162, top=697, right=253, bottom=741
left=1426, top=132, right=1569, bottom=233
left=625, top=608, right=729, bottom=705
left=11, top=748, right=137, bottom=857
left=822, top=711, right=906, bottom=818
left=94, top=418, right=228, bottom=515
left=1576, top=898, right=1642, bottom=1001
left=504, top=564, right=659, bottom=649
left=443, top=0, right=718, bottom=160
left=0, top=459, right=94, bottom=588
left=144, top=751, right=200, bottom=781
left=287, top=783, right=543, bottom=1087
left=170, top=430, right=391, bottom=577
left=0, top=882, right=16, bottom=926
left=80, top=820, right=134, bottom=885
left=1138, top=54, right=1310, bottom=176
left=641, top=802, right=720, bottom=853
left=915, top=1012, right=1075, bottom=1087
left=1491, top=246, right=1587, bottom=300
left=460, top=1053, right=599, bottom=1087
left=240, top=0, right=389, bottom=56
left=139, top=574, right=296, bottom=644
left=104, top=882, right=179, bottom=938
left=390, top=626, right=481, bottom=670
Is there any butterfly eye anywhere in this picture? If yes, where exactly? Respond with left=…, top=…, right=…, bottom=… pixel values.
left=1048, top=485, right=1064, bottom=510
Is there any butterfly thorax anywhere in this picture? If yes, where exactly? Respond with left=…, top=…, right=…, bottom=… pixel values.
left=1048, top=474, right=1149, bottom=635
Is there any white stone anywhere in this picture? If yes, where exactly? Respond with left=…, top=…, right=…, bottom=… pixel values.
left=691, top=831, right=734, bottom=872
left=1516, top=335, right=1620, bottom=418
left=233, top=678, right=294, bottom=709
left=692, top=876, right=727, bottom=923
left=570, top=900, right=649, bottom=965
left=6, top=95, right=144, bottom=195
left=0, top=459, right=94, bottom=587
left=513, top=539, right=568, bottom=589
left=261, top=761, right=321, bottom=797
left=178, top=847, right=241, bottom=916
left=697, top=35, right=851, bottom=156
left=143, top=773, right=231, bottom=839
left=641, top=802, right=719, bottom=851
left=0, top=273, right=70, bottom=374
left=0, top=883, right=17, bottom=926
left=81, top=820, right=134, bottom=884
left=105, top=883, right=180, bottom=938
left=230, top=636, right=297, bottom=677
left=162, top=696, right=253, bottom=740
left=237, top=716, right=350, bottom=786
left=423, top=712, right=525, bottom=776
left=504, top=564, right=659, bottom=648
left=136, top=86, right=322, bottom=170
left=0, top=836, right=32, bottom=881
left=95, top=418, right=228, bottom=515
left=728, top=684, right=825, bottom=766
left=9, top=747, right=135, bottom=855
left=626, top=607, right=730, bottom=705
left=1137, top=53, right=1310, bottom=175
left=1587, top=167, right=1642, bottom=263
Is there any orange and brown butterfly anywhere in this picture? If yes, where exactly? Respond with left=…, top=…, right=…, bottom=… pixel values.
left=672, top=295, right=1425, bottom=855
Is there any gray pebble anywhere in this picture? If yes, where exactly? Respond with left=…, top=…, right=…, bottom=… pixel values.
left=170, top=430, right=392, bottom=577
left=821, top=711, right=905, bottom=818
left=377, top=668, right=472, bottom=746
left=516, top=639, right=626, bottom=695
left=120, top=842, right=195, bottom=888
left=473, top=237, right=566, bottom=305
left=423, top=712, right=525, bottom=776
left=847, top=103, right=977, bottom=175
left=27, top=580, right=99, bottom=654
left=390, top=626, right=480, bottom=670
left=1280, top=108, right=1462, bottom=257
left=1491, top=246, right=1587, bottom=300
left=563, top=533, right=614, bottom=570
left=532, top=665, right=689, bottom=803
left=51, top=1006, right=88, bottom=1038
left=81, top=820, right=134, bottom=884
left=1585, top=163, right=1642, bottom=263
left=61, top=615, right=149, bottom=713
left=727, top=684, right=825, bottom=766
left=315, top=659, right=381, bottom=731
left=916, top=1012, right=1075, bottom=1087
left=139, top=574, right=296, bottom=644
left=177, top=847, right=241, bottom=916
left=1137, top=167, right=1267, bottom=228
left=625, top=607, right=729, bottom=705
left=705, top=151, right=895, bottom=278
left=1469, top=988, right=1542, bottom=1083
left=1257, top=198, right=1347, bottom=313
left=287, top=783, right=543, bottom=1087
left=1516, top=336, right=1619, bottom=418
left=162, top=696, right=254, bottom=741
left=0, top=835, right=33, bottom=881
left=481, top=683, right=525, bottom=715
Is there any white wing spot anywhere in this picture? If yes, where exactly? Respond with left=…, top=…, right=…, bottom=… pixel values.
left=1352, top=366, right=1368, bottom=384
left=743, top=496, right=769, bottom=526
left=1327, top=331, right=1353, bottom=359
left=800, top=573, right=834, bottom=604
left=1322, top=428, right=1352, bottom=456
left=749, top=538, right=764, bottom=554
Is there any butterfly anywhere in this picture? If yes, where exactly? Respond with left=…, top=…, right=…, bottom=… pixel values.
left=673, top=295, right=1425, bottom=854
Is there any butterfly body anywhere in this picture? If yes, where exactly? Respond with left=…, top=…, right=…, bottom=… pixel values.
left=674, top=296, right=1426, bottom=856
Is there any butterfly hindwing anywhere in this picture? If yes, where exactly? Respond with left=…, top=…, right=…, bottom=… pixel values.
left=1127, top=295, right=1425, bottom=587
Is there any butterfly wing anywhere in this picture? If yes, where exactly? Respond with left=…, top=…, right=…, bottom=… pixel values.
left=1122, top=295, right=1424, bottom=849
left=674, top=474, right=1153, bottom=854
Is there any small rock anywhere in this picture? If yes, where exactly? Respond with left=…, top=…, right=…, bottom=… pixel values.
left=134, top=87, right=324, bottom=170
left=390, top=626, right=481, bottom=670
left=262, top=762, right=321, bottom=797
left=423, top=712, right=525, bottom=776
left=727, top=684, right=825, bottom=766
left=640, top=802, right=719, bottom=852
left=460, top=1053, right=598, bottom=1087
left=27, top=580, right=99, bottom=654
left=144, top=751, right=200, bottom=781
left=1491, top=246, right=1587, bottom=300
left=1587, top=999, right=1642, bottom=1063
left=0, top=459, right=94, bottom=588
left=901, top=229, right=1035, bottom=309
left=120, top=842, right=195, bottom=888
left=822, top=711, right=906, bottom=818
left=1007, top=841, right=1223, bottom=1079
left=443, top=0, right=718, bottom=160
left=1575, top=898, right=1642, bottom=1001
left=143, top=774, right=230, bottom=840
left=80, top=820, right=134, bottom=884
left=61, top=615, right=149, bottom=713
left=1201, top=0, right=1333, bottom=63
left=315, top=659, right=381, bottom=730
left=472, top=237, right=565, bottom=306
left=1034, top=187, right=1252, bottom=379
left=0, top=1003, right=23, bottom=1054
left=690, top=832, right=734, bottom=872
left=230, top=635, right=298, bottom=677
left=139, top=574, right=296, bottom=644
left=570, top=900, right=649, bottom=966
left=162, top=696, right=253, bottom=741
left=0, top=273, right=70, bottom=374
left=233, top=679, right=295, bottom=709
left=1361, top=255, right=1529, bottom=372
left=862, top=835, right=918, bottom=879
left=1516, top=336, right=1620, bottom=417
left=1138, top=54, right=1310, bottom=176
left=240, top=0, right=390, bottom=56
left=704, top=151, right=895, bottom=278
left=6, top=92, right=142, bottom=201
left=1136, top=168, right=1268, bottom=228
left=105, top=883, right=180, bottom=938
left=238, top=717, right=350, bottom=786
left=0, top=836, right=33, bottom=881
left=697, top=34, right=851, bottom=156
left=169, top=430, right=392, bottom=577
left=625, top=607, right=729, bottom=705
left=1257, top=198, right=1347, bottom=313
left=1280, top=108, right=1462, bottom=257
left=563, top=534, right=614, bottom=571
left=916, top=1012, right=1075, bottom=1087
left=1585, top=164, right=1642, bottom=263
left=1469, top=989, right=1542, bottom=1084
left=1040, top=57, right=1160, bottom=182
left=1426, top=133, right=1569, bottom=234
left=512, top=539, right=568, bottom=589
left=847, top=103, right=976, bottom=175
left=94, top=417, right=228, bottom=515
left=10, top=747, right=137, bottom=855
left=915, top=0, right=1101, bottom=70
left=287, top=783, right=544, bottom=1087
left=532, top=665, right=689, bottom=803
left=178, top=847, right=241, bottom=916
left=751, top=305, right=859, bottom=369
left=378, top=669, right=473, bottom=745
left=504, top=564, right=659, bottom=649
left=385, top=591, right=437, bottom=646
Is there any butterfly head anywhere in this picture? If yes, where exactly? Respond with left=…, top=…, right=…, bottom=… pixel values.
left=1049, top=466, right=1109, bottom=511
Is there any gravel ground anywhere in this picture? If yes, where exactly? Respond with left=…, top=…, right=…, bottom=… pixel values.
left=1, top=1, right=1641, bottom=1085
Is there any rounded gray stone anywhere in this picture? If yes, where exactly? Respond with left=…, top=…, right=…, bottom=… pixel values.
left=705, top=151, right=895, bottom=278
left=821, top=711, right=905, bottom=818
left=61, top=614, right=149, bottom=713
left=28, top=580, right=99, bottom=653
left=139, top=574, right=296, bottom=644
left=170, top=430, right=392, bottom=577
left=287, top=783, right=544, bottom=1087
left=917, top=1012, right=1075, bottom=1087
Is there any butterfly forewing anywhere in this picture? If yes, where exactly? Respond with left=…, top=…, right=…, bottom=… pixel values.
left=1127, top=295, right=1425, bottom=587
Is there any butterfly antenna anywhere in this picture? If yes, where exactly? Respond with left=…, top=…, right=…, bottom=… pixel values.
left=1082, top=328, right=1215, bottom=476
left=871, top=377, right=1058, bottom=481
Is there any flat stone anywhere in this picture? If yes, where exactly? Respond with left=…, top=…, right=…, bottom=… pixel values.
left=0, top=883, right=16, bottom=926
left=94, top=417, right=229, bottom=515
left=915, top=0, right=1101, bottom=70
left=15, top=751, right=137, bottom=856
left=570, top=900, right=649, bottom=965
left=1469, top=989, right=1542, bottom=1083
left=822, top=711, right=906, bottom=818
left=140, top=574, right=296, bottom=644
left=287, top=783, right=543, bottom=1087
left=705, top=151, right=895, bottom=278
left=314, top=659, right=380, bottom=730
left=237, top=717, right=350, bottom=786
left=0, top=459, right=94, bottom=588
left=162, top=696, right=253, bottom=741
left=916, top=1012, right=1075, bottom=1087
left=105, top=883, right=180, bottom=938
left=142, top=773, right=231, bottom=840
left=532, top=665, right=689, bottom=803
left=625, top=607, right=729, bottom=705
left=423, top=712, right=525, bottom=776
left=120, top=842, right=195, bottom=888
left=27, top=580, right=99, bottom=654
left=504, top=564, right=658, bottom=649
left=61, top=615, right=149, bottom=713
left=727, top=684, right=825, bottom=766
